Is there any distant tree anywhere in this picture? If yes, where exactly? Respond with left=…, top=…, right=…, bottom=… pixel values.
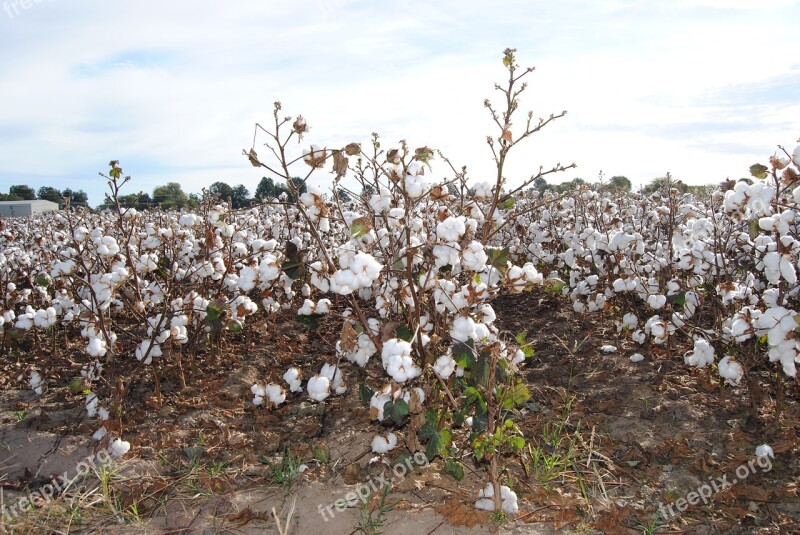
left=113, top=192, right=154, bottom=209
left=209, top=181, right=234, bottom=202
left=255, top=177, right=278, bottom=200
left=360, top=184, right=375, bottom=200
left=37, top=186, right=62, bottom=204
left=642, top=175, right=688, bottom=195
left=553, top=177, right=586, bottom=194
left=9, top=185, right=36, bottom=200
left=337, top=189, right=351, bottom=202
left=532, top=177, right=550, bottom=192
left=287, top=177, right=306, bottom=202
left=62, top=188, right=89, bottom=207
left=607, top=175, right=632, bottom=193
left=231, top=184, right=251, bottom=209
left=153, top=182, right=189, bottom=209
left=254, top=176, right=298, bottom=202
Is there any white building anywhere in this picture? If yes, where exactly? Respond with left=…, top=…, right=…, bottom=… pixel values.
left=0, top=200, right=59, bottom=217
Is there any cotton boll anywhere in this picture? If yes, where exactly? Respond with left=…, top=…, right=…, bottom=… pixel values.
left=109, top=438, right=131, bottom=458
left=718, top=356, right=744, bottom=386
left=631, top=329, right=647, bottom=345
left=755, top=444, right=774, bottom=459
left=684, top=338, right=715, bottom=367
left=86, top=393, right=99, bottom=417
left=450, top=316, right=477, bottom=342
left=371, top=432, right=398, bottom=454
left=600, top=345, right=617, bottom=354
left=381, top=338, right=413, bottom=368
left=86, top=337, right=108, bottom=358
left=330, top=269, right=357, bottom=295
left=33, top=307, right=57, bottom=329
left=647, top=294, right=667, bottom=310
left=307, top=375, right=331, bottom=402
left=135, top=340, right=162, bottom=365
left=92, top=426, right=107, bottom=441
left=251, top=383, right=267, bottom=406
left=265, top=383, right=286, bottom=405
left=461, top=241, right=488, bottom=271
left=369, top=384, right=397, bottom=421
left=475, top=484, right=519, bottom=514
left=405, top=173, right=428, bottom=199
left=297, top=299, right=315, bottom=315
left=385, top=353, right=422, bottom=383
left=500, top=486, right=519, bottom=514
left=15, top=309, right=34, bottom=330
left=320, top=363, right=347, bottom=394
left=629, top=353, right=645, bottom=363
left=437, top=216, right=466, bottom=243
left=315, top=299, right=331, bottom=314
left=433, top=354, right=457, bottom=379
left=29, top=371, right=45, bottom=395
left=283, top=367, right=303, bottom=392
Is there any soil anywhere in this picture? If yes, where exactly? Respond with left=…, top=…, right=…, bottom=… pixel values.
left=1, top=289, right=798, bottom=534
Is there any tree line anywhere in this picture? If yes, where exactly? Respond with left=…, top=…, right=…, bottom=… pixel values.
left=1, top=185, right=89, bottom=206
left=0, top=177, right=309, bottom=211
left=96, top=177, right=309, bottom=210
left=3, top=174, right=711, bottom=212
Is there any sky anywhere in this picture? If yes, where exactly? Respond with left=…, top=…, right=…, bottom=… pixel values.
left=1, top=0, right=799, bottom=207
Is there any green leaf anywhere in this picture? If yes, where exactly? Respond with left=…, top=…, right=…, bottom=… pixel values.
left=501, top=383, right=531, bottom=410
left=419, top=420, right=438, bottom=442
left=471, top=353, right=492, bottom=388
left=424, top=428, right=452, bottom=460
left=515, top=331, right=534, bottom=358
left=543, top=278, right=566, bottom=294
left=473, top=402, right=489, bottom=434
left=463, top=386, right=484, bottom=408
left=282, top=262, right=305, bottom=280
left=34, top=274, right=50, bottom=288
left=383, top=399, right=410, bottom=426
left=444, top=459, right=465, bottom=481
left=227, top=321, right=243, bottom=333
left=667, top=293, right=686, bottom=307
left=473, top=435, right=488, bottom=460
left=452, top=339, right=476, bottom=370
left=283, top=242, right=305, bottom=279
left=508, top=436, right=525, bottom=452
left=750, top=163, right=769, bottom=180
left=487, top=247, right=510, bottom=272
left=499, top=197, right=515, bottom=210
left=358, top=383, right=374, bottom=404
left=749, top=219, right=761, bottom=240
left=206, top=304, right=223, bottom=321
left=297, top=314, right=321, bottom=330
left=350, top=218, right=369, bottom=238
left=396, top=325, right=414, bottom=342
left=452, top=409, right=465, bottom=427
